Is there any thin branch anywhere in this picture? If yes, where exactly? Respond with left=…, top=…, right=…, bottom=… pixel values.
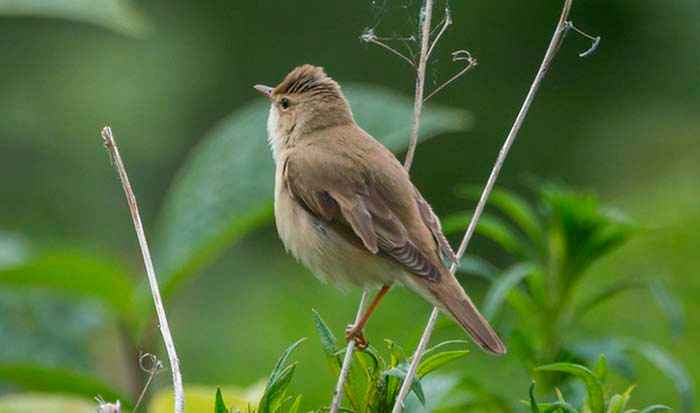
left=101, top=126, right=185, bottom=413
left=426, top=6, right=452, bottom=60
left=331, top=1, right=437, bottom=408
left=391, top=1, right=576, bottom=411
left=403, top=0, right=435, bottom=171
left=423, top=50, right=478, bottom=102
left=361, top=29, right=416, bottom=67
left=329, top=291, right=368, bottom=413
left=133, top=353, right=165, bottom=413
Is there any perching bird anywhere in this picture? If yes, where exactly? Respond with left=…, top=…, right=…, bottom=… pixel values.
left=254, top=65, right=505, bottom=354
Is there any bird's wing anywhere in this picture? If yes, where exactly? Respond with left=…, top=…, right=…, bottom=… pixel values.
left=283, top=151, right=441, bottom=280
left=413, top=188, right=458, bottom=264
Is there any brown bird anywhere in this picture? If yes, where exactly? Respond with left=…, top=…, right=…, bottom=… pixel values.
left=254, top=65, right=505, bottom=355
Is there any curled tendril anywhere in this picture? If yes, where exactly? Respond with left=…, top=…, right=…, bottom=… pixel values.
left=424, top=49, right=478, bottom=102
left=138, top=352, right=164, bottom=374
left=564, top=21, right=601, bottom=57
left=360, top=27, right=416, bottom=67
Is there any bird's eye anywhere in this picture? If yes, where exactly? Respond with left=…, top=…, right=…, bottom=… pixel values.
left=280, top=98, right=290, bottom=109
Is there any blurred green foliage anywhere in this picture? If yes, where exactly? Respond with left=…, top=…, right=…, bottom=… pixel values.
left=0, top=0, right=698, bottom=412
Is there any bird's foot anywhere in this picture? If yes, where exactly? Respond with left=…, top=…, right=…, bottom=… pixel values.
left=345, top=324, right=368, bottom=350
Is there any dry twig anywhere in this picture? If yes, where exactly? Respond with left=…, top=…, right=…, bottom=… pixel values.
left=391, top=1, right=576, bottom=411
left=101, top=126, right=185, bottom=413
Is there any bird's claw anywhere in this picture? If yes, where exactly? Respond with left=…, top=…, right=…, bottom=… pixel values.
left=345, top=324, right=368, bottom=350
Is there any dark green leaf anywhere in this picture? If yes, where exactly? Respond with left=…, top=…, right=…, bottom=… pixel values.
left=385, top=366, right=426, bottom=405
left=0, top=0, right=149, bottom=36
left=535, top=362, right=605, bottom=413
left=311, top=310, right=338, bottom=360
left=483, top=262, right=536, bottom=319
left=154, top=85, right=470, bottom=301
left=0, top=251, right=136, bottom=322
left=457, top=255, right=499, bottom=281
left=458, top=186, right=542, bottom=244
left=442, top=212, right=527, bottom=255
left=0, top=364, right=128, bottom=407
left=215, top=388, right=228, bottom=413
left=529, top=382, right=541, bottom=413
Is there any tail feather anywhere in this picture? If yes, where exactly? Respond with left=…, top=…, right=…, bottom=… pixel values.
left=409, top=272, right=507, bottom=355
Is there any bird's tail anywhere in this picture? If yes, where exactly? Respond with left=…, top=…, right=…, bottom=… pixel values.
left=408, top=272, right=507, bottom=355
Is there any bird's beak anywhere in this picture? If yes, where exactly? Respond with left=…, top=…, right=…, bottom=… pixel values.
left=254, top=84, right=273, bottom=98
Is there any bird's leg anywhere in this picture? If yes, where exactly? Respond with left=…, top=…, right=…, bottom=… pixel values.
left=345, top=285, right=391, bottom=350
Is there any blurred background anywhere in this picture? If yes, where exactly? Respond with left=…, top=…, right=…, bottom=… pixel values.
left=0, top=0, right=698, bottom=412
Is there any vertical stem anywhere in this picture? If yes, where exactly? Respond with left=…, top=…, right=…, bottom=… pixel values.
left=101, top=127, right=185, bottom=413
left=403, top=0, right=434, bottom=171
left=330, top=0, right=436, bottom=410
left=391, top=1, right=575, bottom=411
left=329, top=292, right=368, bottom=413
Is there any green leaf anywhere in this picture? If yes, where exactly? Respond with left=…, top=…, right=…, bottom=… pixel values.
left=458, top=186, right=543, bottom=244
left=215, top=388, right=228, bottom=413
left=594, top=355, right=608, bottom=383
left=529, top=382, right=542, bottom=413
left=442, top=212, right=527, bottom=255
left=0, top=364, right=127, bottom=407
left=0, top=393, right=96, bottom=413
left=0, top=0, right=149, bottom=36
left=154, top=84, right=470, bottom=302
left=606, top=386, right=635, bottom=413
left=385, top=366, right=426, bottom=405
left=483, top=262, right=536, bottom=319
left=457, top=255, right=499, bottom=281
left=416, top=350, right=469, bottom=378
left=638, top=405, right=672, bottom=413
left=287, top=395, right=302, bottom=413
left=0, top=251, right=136, bottom=324
left=573, top=279, right=644, bottom=323
left=648, top=278, right=685, bottom=336
left=628, top=341, right=693, bottom=412
left=311, top=309, right=339, bottom=361
left=535, top=362, right=605, bottom=413
left=258, top=339, right=305, bottom=413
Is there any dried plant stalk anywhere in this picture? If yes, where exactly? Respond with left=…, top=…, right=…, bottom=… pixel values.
left=391, top=1, right=575, bottom=411
left=101, top=126, right=185, bottom=413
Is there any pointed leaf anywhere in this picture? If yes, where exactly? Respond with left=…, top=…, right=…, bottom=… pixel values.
left=536, top=362, right=605, bottom=413
left=311, top=310, right=338, bottom=359
left=215, top=388, right=228, bottom=413
left=416, top=350, right=469, bottom=378
left=483, top=262, right=536, bottom=319
left=529, top=382, right=541, bottom=413
left=459, top=186, right=543, bottom=244
left=639, top=405, right=672, bottom=413
left=442, top=212, right=527, bottom=255
left=154, top=85, right=471, bottom=300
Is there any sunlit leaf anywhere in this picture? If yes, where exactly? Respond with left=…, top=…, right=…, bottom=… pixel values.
left=606, top=386, right=635, bottom=413
left=536, top=362, right=605, bottom=413
left=149, top=385, right=257, bottom=413
left=0, top=364, right=126, bottom=406
left=0, top=251, right=136, bottom=323
left=594, top=355, right=608, bottom=383
left=154, top=84, right=471, bottom=303
left=0, top=0, right=149, bottom=36
left=0, top=393, right=96, bottom=413
left=416, top=349, right=469, bottom=378
left=483, top=262, right=536, bottom=319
